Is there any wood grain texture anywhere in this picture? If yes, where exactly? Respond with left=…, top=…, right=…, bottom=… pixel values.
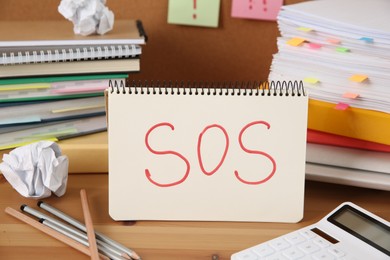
left=1, top=174, right=389, bottom=259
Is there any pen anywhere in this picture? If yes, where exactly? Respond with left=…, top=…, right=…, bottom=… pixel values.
left=21, top=205, right=131, bottom=260
left=37, top=201, right=141, bottom=260
left=5, top=207, right=109, bottom=260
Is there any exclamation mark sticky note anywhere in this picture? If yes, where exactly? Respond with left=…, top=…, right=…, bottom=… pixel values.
left=231, top=0, right=284, bottom=21
left=168, top=0, right=221, bottom=28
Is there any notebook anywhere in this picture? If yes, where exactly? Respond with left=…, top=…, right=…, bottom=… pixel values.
left=107, top=80, right=308, bottom=222
left=0, top=44, right=141, bottom=65
left=0, top=115, right=106, bottom=150
left=0, top=58, right=140, bottom=78
left=0, top=20, right=147, bottom=47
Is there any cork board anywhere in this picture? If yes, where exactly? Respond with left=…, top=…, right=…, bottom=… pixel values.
left=0, top=0, right=306, bottom=81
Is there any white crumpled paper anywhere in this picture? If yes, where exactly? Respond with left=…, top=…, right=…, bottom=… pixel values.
left=58, top=0, right=114, bottom=36
left=0, top=141, right=69, bottom=199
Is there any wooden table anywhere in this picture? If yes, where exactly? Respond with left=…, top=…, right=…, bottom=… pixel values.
left=1, top=173, right=389, bottom=260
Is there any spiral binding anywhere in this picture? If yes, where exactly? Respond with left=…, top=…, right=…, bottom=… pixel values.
left=109, top=80, right=305, bottom=97
left=0, top=44, right=140, bottom=65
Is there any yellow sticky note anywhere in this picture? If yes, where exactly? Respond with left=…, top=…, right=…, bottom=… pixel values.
left=343, top=92, right=359, bottom=99
left=297, top=27, right=313, bottom=32
left=303, top=77, right=319, bottom=84
left=349, top=74, right=368, bottom=83
left=287, top=37, right=305, bottom=47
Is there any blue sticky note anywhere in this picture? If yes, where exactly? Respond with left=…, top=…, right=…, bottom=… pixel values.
left=359, top=37, right=374, bottom=43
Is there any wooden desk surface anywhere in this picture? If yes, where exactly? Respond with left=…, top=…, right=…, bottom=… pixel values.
left=1, top=174, right=389, bottom=260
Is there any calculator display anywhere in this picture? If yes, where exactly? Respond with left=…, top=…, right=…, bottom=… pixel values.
left=328, top=204, right=390, bottom=256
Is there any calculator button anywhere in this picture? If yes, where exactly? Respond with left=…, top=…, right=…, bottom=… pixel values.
left=269, top=238, right=291, bottom=251
left=284, top=233, right=306, bottom=245
left=312, top=237, right=331, bottom=248
left=265, top=253, right=289, bottom=260
left=282, top=247, right=305, bottom=260
left=235, top=250, right=259, bottom=260
left=328, top=247, right=345, bottom=258
left=312, top=250, right=336, bottom=260
left=300, top=230, right=316, bottom=239
left=299, top=241, right=320, bottom=254
left=252, top=244, right=275, bottom=257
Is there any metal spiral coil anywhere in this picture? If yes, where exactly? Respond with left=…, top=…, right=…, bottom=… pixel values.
left=109, top=80, right=305, bottom=96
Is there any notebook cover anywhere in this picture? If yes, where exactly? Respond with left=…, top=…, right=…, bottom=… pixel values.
left=0, top=20, right=146, bottom=47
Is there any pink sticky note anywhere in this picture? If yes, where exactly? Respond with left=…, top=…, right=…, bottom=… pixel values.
left=327, top=38, right=341, bottom=44
left=307, top=42, right=322, bottom=49
left=231, top=0, right=284, bottom=21
left=335, top=102, right=349, bottom=110
left=343, top=92, right=359, bottom=99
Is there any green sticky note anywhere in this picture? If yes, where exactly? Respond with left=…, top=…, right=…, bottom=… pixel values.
left=336, top=47, right=350, bottom=53
left=168, top=0, right=221, bottom=28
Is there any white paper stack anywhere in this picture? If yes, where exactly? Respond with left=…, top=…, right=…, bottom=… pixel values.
left=270, top=0, right=390, bottom=113
left=269, top=0, right=390, bottom=190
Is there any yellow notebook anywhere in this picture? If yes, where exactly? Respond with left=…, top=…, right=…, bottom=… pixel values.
left=0, top=132, right=108, bottom=174
left=308, top=99, right=390, bottom=145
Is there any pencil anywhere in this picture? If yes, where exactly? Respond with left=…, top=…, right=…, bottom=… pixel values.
left=80, top=189, right=100, bottom=260
left=38, top=201, right=141, bottom=260
left=40, top=218, right=128, bottom=260
left=21, top=204, right=132, bottom=260
left=4, top=207, right=109, bottom=260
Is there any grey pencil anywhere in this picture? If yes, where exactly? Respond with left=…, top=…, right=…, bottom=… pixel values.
left=38, top=201, right=141, bottom=260
left=21, top=205, right=131, bottom=259
left=5, top=207, right=109, bottom=260
left=40, top=218, right=127, bottom=260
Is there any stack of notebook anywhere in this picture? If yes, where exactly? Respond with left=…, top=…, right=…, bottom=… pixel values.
left=0, top=19, right=146, bottom=151
left=269, top=0, right=390, bottom=190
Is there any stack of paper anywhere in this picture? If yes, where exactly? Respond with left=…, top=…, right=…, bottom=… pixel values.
left=269, top=0, right=390, bottom=190
left=0, top=20, right=146, bottom=150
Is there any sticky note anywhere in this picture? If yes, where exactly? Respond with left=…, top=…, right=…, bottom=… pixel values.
left=307, top=43, right=322, bottom=49
left=336, top=47, right=350, bottom=53
left=359, top=37, right=374, bottom=43
left=297, top=27, right=313, bottom=32
left=168, top=0, right=221, bottom=28
left=327, top=38, right=341, bottom=44
left=343, top=92, right=359, bottom=99
left=335, top=103, right=349, bottom=110
left=287, top=37, right=305, bottom=47
left=349, top=74, right=368, bottom=83
left=303, top=77, right=319, bottom=84
left=231, top=0, right=284, bottom=21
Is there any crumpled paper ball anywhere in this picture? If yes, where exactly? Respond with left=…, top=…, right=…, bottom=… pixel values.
left=0, top=141, right=69, bottom=199
left=58, top=0, right=115, bottom=36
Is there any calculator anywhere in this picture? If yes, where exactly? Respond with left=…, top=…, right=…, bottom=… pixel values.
left=231, top=202, right=390, bottom=260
